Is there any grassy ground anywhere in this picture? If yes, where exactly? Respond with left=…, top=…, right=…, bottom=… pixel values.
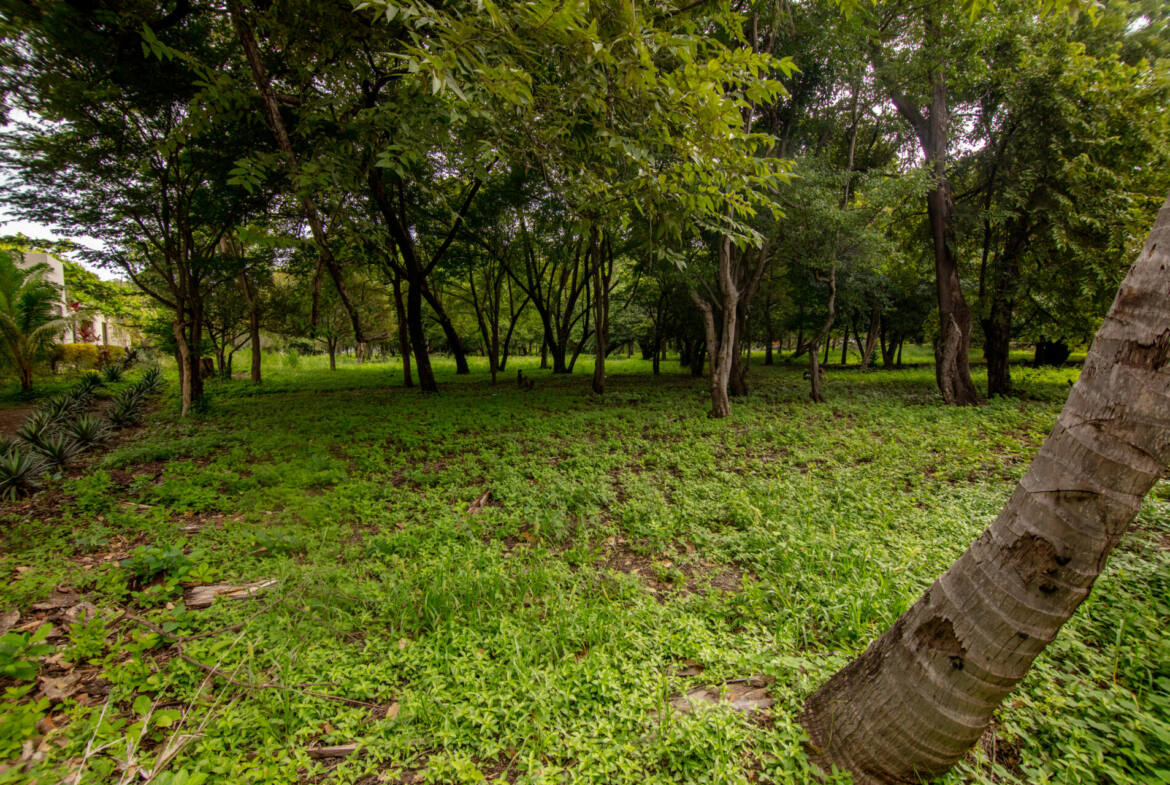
left=0, top=355, right=1166, bottom=785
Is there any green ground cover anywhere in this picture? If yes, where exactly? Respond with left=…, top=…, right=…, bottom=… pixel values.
left=0, top=358, right=1166, bottom=784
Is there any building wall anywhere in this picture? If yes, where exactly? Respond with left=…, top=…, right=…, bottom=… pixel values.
left=16, top=251, right=134, bottom=348
left=15, top=251, right=68, bottom=317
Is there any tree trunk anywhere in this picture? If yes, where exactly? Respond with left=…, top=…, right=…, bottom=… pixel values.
left=801, top=193, right=1170, bottom=784
left=227, top=0, right=363, bottom=343
left=240, top=273, right=262, bottom=385
left=391, top=273, right=413, bottom=388
left=691, top=236, right=739, bottom=418
left=173, top=318, right=192, bottom=416
left=983, top=295, right=1013, bottom=397
left=590, top=227, right=608, bottom=395
left=419, top=283, right=469, bottom=374
left=328, top=340, right=337, bottom=371
left=407, top=275, right=437, bottom=392
left=187, top=301, right=205, bottom=404
left=861, top=309, right=880, bottom=370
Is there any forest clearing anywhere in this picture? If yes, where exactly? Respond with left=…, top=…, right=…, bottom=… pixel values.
left=1, top=357, right=1168, bottom=784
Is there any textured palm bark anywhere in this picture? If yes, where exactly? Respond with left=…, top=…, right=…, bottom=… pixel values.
left=801, top=193, right=1170, bottom=784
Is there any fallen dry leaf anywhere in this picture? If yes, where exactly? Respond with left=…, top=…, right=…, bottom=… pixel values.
left=306, top=744, right=357, bottom=759
left=669, top=675, right=775, bottom=715
left=385, top=702, right=400, bottom=719
left=31, top=591, right=81, bottom=611
left=39, top=672, right=82, bottom=701
left=184, top=580, right=276, bottom=609
left=467, top=489, right=492, bottom=514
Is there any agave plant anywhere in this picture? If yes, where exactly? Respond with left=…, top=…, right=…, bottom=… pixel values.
left=139, top=366, right=163, bottom=394
left=108, top=389, right=146, bottom=428
left=37, top=394, right=75, bottom=426
left=16, top=411, right=57, bottom=449
left=102, top=364, right=122, bottom=383
left=35, top=433, right=82, bottom=472
left=0, top=448, right=45, bottom=500
left=0, top=435, right=16, bottom=457
left=64, top=414, right=111, bottom=449
left=78, top=371, right=104, bottom=392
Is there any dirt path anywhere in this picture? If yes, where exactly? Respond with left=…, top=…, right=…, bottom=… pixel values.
left=0, top=406, right=34, bottom=437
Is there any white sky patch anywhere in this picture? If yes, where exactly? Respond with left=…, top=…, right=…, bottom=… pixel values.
left=1, top=109, right=117, bottom=279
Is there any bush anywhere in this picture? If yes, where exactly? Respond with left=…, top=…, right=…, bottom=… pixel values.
left=96, top=345, right=125, bottom=369
left=52, top=343, right=101, bottom=371
left=35, top=433, right=82, bottom=472
left=0, top=449, right=45, bottom=500
left=102, top=364, right=123, bottom=383
left=15, top=412, right=56, bottom=450
left=64, top=415, right=111, bottom=449
left=108, top=387, right=147, bottom=428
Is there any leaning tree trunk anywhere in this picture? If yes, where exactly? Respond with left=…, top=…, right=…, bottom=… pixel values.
left=801, top=193, right=1170, bottom=784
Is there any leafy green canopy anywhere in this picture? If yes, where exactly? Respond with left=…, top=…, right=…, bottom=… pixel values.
left=361, top=0, right=795, bottom=244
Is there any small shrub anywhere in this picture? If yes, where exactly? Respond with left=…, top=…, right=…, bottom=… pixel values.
left=78, top=370, right=104, bottom=391
left=109, top=388, right=147, bottom=428
left=140, top=366, right=164, bottom=393
left=35, top=433, right=83, bottom=472
left=15, top=412, right=55, bottom=450
left=121, top=544, right=192, bottom=582
left=64, top=414, right=111, bottom=449
left=0, top=624, right=52, bottom=681
left=38, top=394, right=77, bottom=426
left=70, top=470, right=114, bottom=514
left=102, top=364, right=123, bottom=383
left=52, top=343, right=101, bottom=371
left=64, top=613, right=112, bottom=665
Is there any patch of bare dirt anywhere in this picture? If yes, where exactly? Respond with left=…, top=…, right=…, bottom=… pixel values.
left=598, top=535, right=745, bottom=597
left=0, top=405, right=36, bottom=437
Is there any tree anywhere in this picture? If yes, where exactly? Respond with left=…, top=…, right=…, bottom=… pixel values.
left=800, top=191, right=1170, bottom=783
left=850, top=0, right=981, bottom=405
left=965, top=6, right=1170, bottom=396
left=0, top=250, right=69, bottom=391
left=0, top=0, right=269, bottom=414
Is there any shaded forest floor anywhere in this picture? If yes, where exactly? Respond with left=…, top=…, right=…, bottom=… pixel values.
left=1, top=357, right=1167, bottom=784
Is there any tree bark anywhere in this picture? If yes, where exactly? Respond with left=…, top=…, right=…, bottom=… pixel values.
left=691, top=236, right=739, bottom=418
left=801, top=193, right=1170, bottom=783
left=391, top=270, right=413, bottom=388
left=240, top=273, right=262, bottom=384
left=173, top=318, right=192, bottom=416
left=590, top=227, right=609, bottom=395
left=406, top=274, right=437, bottom=392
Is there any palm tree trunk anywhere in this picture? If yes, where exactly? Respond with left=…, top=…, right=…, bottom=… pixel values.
left=800, top=193, right=1170, bottom=783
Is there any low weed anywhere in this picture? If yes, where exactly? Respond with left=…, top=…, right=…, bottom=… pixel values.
left=0, top=355, right=1164, bottom=784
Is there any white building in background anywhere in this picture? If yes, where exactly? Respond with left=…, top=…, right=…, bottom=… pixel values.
left=16, top=250, right=134, bottom=348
